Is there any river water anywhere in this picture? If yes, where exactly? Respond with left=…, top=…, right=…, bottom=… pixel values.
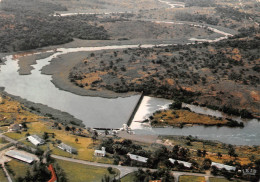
left=133, top=100, right=259, bottom=145
left=0, top=45, right=167, bottom=129
left=1, top=43, right=259, bottom=145
left=0, top=23, right=258, bottom=145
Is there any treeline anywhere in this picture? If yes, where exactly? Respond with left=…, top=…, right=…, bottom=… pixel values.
left=0, top=0, right=109, bottom=52
left=202, top=104, right=254, bottom=119
left=175, top=12, right=219, bottom=25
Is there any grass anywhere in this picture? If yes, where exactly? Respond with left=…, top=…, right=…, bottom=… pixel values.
left=209, top=177, right=245, bottom=182
left=121, top=172, right=136, bottom=182
left=0, top=168, right=8, bottom=182
left=7, top=121, right=114, bottom=163
left=4, top=132, right=26, bottom=140
left=56, top=159, right=119, bottom=182
left=6, top=159, right=30, bottom=180
left=0, top=96, right=43, bottom=126
left=179, top=175, right=205, bottom=182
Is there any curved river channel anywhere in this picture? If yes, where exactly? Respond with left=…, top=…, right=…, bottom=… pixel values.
left=0, top=18, right=259, bottom=145
left=0, top=44, right=259, bottom=146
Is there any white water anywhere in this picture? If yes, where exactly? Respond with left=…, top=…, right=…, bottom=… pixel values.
left=130, top=96, right=171, bottom=129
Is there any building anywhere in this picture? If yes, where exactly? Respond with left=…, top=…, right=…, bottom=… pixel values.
left=127, top=153, right=148, bottom=163
left=94, top=147, right=106, bottom=157
left=9, top=124, right=22, bottom=132
left=211, top=162, right=236, bottom=171
left=57, top=143, right=77, bottom=154
left=5, top=150, right=35, bottom=164
left=169, top=158, right=192, bottom=168
left=27, top=135, right=45, bottom=146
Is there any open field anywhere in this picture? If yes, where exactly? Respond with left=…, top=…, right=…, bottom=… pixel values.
left=6, top=159, right=30, bottom=180
left=0, top=168, right=8, bottom=182
left=0, top=94, right=43, bottom=126
left=56, top=159, right=119, bottom=182
left=209, top=177, right=247, bottom=182
left=179, top=175, right=205, bottom=182
left=121, top=172, right=136, bottom=182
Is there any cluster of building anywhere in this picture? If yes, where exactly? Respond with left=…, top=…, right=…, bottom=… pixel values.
left=26, top=134, right=77, bottom=154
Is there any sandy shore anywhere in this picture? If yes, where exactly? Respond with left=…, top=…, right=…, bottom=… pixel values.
left=17, top=52, right=55, bottom=75
left=40, top=51, right=138, bottom=98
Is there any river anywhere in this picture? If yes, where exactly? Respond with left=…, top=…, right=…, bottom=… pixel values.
left=1, top=42, right=259, bottom=145
left=0, top=45, right=168, bottom=129
left=131, top=98, right=260, bottom=145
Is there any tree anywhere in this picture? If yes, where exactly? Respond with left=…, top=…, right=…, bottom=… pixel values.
left=105, top=130, right=109, bottom=136
left=102, top=174, right=111, bottom=182
left=75, top=138, right=78, bottom=143
left=217, top=152, right=222, bottom=159
left=203, top=150, right=207, bottom=157
left=43, top=132, right=49, bottom=140
left=197, top=149, right=202, bottom=157
left=91, top=135, right=97, bottom=144
left=203, top=158, right=212, bottom=170
left=228, top=145, right=237, bottom=157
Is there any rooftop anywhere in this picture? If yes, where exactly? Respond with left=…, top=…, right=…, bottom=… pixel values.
left=5, top=150, right=35, bottom=164
left=169, top=158, right=192, bottom=168
left=127, top=153, right=148, bottom=163
left=211, top=162, right=236, bottom=171
left=27, top=135, right=45, bottom=146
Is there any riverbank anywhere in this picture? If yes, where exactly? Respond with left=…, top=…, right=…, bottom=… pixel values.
left=0, top=88, right=84, bottom=127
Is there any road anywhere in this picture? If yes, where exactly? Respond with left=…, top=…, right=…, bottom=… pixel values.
left=52, top=155, right=228, bottom=182
left=51, top=154, right=138, bottom=179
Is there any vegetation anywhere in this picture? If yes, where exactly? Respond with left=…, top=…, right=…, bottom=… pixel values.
left=121, top=172, right=136, bottom=182
left=0, top=166, right=8, bottom=182
left=5, top=160, right=30, bottom=180
left=0, top=94, right=43, bottom=126
left=150, top=108, right=230, bottom=127
left=56, top=159, right=118, bottom=182
left=179, top=175, right=205, bottom=182
left=131, top=169, right=174, bottom=182
left=0, top=0, right=109, bottom=52
left=70, top=36, right=259, bottom=117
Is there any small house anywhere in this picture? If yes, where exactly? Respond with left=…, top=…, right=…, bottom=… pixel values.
left=127, top=153, right=148, bottom=163
left=169, top=158, right=192, bottom=168
left=211, top=162, right=236, bottom=171
left=27, top=135, right=45, bottom=146
left=58, top=143, right=77, bottom=154
left=94, top=147, right=106, bottom=157
left=9, top=124, right=22, bottom=132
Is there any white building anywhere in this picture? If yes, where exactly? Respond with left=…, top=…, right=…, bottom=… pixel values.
left=211, top=162, right=236, bottom=171
left=127, top=153, right=148, bottom=163
left=169, top=158, right=192, bottom=168
left=58, top=143, right=77, bottom=154
left=27, top=135, right=45, bottom=146
left=94, top=147, right=106, bottom=157
left=5, top=150, right=35, bottom=164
